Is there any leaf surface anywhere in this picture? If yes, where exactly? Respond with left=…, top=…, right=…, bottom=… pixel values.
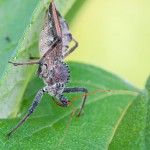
left=0, top=62, right=142, bottom=149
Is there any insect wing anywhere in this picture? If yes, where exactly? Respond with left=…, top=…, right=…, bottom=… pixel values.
left=39, top=2, right=72, bottom=57
left=39, top=2, right=61, bottom=57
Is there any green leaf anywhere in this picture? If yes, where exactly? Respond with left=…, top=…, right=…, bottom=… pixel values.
left=0, top=62, right=141, bottom=149
left=0, top=0, right=77, bottom=118
left=108, top=95, right=147, bottom=149
left=0, top=0, right=39, bottom=78
left=145, top=76, right=150, bottom=149
left=145, top=76, right=150, bottom=93
left=107, top=77, right=150, bottom=149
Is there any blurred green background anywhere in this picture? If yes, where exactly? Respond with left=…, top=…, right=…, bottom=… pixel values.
left=66, top=0, right=150, bottom=89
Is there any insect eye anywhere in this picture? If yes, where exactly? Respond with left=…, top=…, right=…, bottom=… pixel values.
left=43, top=64, right=48, bottom=69
left=44, top=87, right=48, bottom=91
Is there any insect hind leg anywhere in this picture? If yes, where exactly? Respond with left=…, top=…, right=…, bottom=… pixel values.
left=63, top=87, right=88, bottom=116
left=63, top=37, right=78, bottom=59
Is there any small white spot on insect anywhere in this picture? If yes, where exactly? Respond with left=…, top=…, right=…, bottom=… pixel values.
left=50, top=36, right=54, bottom=41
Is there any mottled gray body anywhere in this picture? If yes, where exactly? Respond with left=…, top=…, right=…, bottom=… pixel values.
left=37, top=4, right=73, bottom=102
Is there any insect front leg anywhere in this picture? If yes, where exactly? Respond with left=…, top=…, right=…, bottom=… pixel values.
left=7, top=89, right=45, bottom=137
left=8, top=61, right=40, bottom=66
left=63, top=37, right=78, bottom=59
left=63, top=87, right=88, bottom=116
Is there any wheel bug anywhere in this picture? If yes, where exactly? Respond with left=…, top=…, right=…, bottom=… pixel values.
left=8, top=0, right=88, bottom=137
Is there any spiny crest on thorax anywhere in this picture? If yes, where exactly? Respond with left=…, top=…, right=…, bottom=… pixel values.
left=37, top=59, right=70, bottom=86
left=52, top=60, right=70, bottom=85
left=39, top=2, right=72, bottom=57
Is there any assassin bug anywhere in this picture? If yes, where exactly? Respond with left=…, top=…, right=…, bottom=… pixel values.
left=8, top=0, right=88, bottom=137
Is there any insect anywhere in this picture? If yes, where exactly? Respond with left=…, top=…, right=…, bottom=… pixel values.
left=8, top=0, right=88, bottom=137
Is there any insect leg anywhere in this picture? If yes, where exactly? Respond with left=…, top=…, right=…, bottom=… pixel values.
left=52, top=97, right=64, bottom=107
left=63, top=87, right=88, bottom=116
left=52, top=97, right=76, bottom=124
left=8, top=61, right=39, bottom=66
left=63, top=37, right=78, bottom=59
left=56, top=94, right=69, bottom=107
left=7, top=89, right=45, bottom=137
left=40, top=36, right=61, bottom=60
